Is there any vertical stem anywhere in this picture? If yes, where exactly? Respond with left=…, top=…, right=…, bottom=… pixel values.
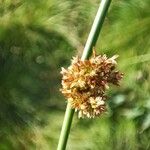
left=81, top=0, right=112, bottom=60
left=57, top=0, right=112, bottom=150
left=57, top=104, right=74, bottom=150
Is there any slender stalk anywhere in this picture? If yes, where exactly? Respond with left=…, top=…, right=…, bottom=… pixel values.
left=57, top=104, right=75, bottom=150
left=81, top=0, right=112, bottom=60
left=57, top=0, right=112, bottom=150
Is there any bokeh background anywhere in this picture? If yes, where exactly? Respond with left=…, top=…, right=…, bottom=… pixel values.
left=0, top=0, right=150, bottom=149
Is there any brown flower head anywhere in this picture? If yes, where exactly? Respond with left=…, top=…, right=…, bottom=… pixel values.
left=60, top=50, right=123, bottom=118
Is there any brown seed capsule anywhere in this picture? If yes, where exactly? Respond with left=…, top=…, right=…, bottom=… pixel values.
left=60, top=50, right=123, bottom=118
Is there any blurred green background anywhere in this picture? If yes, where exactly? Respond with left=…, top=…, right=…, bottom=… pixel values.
left=0, top=0, right=150, bottom=149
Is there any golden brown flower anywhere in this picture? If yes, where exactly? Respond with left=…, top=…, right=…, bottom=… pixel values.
left=60, top=50, right=123, bottom=118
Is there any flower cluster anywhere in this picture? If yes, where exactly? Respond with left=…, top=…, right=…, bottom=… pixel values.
left=60, top=50, right=123, bottom=118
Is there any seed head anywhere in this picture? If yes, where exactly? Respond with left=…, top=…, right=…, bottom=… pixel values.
left=60, top=50, right=123, bottom=118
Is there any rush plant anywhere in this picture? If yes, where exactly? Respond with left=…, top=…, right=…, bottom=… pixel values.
left=57, top=0, right=122, bottom=149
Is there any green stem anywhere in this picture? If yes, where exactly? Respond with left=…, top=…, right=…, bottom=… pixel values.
left=57, top=104, right=75, bottom=150
left=81, top=0, right=112, bottom=60
left=57, top=0, right=112, bottom=150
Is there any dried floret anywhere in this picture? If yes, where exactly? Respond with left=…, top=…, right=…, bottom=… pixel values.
left=60, top=50, right=123, bottom=118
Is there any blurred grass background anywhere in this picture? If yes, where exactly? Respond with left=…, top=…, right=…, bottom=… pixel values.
left=0, top=0, right=150, bottom=149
